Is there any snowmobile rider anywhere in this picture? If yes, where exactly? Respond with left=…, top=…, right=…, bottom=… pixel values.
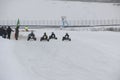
left=42, top=32, right=48, bottom=39
left=62, top=33, right=71, bottom=41
left=40, top=32, right=49, bottom=41
left=49, top=32, right=57, bottom=39
left=64, top=33, right=69, bottom=38
left=27, top=31, right=36, bottom=41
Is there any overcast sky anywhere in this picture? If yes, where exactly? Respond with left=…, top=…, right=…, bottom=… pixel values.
left=62, top=0, right=120, bottom=3
left=0, top=0, right=120, bottom=21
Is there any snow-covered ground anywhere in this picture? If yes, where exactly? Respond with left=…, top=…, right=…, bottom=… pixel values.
left=0, top=28, right=120, bottom=80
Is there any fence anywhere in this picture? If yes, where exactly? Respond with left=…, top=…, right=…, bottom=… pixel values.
left=0, top=19, right=120, bottom=27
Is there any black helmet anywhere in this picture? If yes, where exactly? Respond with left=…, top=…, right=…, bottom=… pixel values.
left=44, top=32, right=46, bottom=35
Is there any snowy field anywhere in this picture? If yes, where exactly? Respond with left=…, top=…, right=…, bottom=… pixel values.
left=0, top=28, right=120, bottom=80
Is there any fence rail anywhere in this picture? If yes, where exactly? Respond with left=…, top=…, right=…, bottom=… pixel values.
left=0, top=19, right=120, bottom=27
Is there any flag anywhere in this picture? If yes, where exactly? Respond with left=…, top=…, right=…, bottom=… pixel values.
left=15, top=18, right=20, bottom=40
left=16, top=19, right=20, bottom=28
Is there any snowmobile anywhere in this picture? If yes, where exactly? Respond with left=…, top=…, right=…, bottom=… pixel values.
left=49, top=32, right=57, bottom=40
left=27, top=31, right=36, bottom=41
left=40, top=33, right=49, bottom=41
left=27, top=36, right=36, bottom=41
left=62, top=33, right=71, bottom=41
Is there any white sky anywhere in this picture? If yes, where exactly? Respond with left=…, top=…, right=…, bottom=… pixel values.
left=0, top=0, right=120, bottom=20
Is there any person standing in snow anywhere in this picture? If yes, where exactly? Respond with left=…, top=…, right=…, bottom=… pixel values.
left=2, top=26, right=7, bottom=38
left=15, top=26, right=19, bottom=40
left=0, top=26, right=3, bottom=37
left=7, top=26, right=14, bottom=39
left=25, top=26, right=29, bottom=31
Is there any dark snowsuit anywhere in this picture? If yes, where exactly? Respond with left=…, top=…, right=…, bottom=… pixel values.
left=7, top=26, right=13, bottom=39
left=40, top=33, right=49, bottom=41
left=2, top=27, right=7, bottom=38
left=62, top=33, right=71, bottom=41
left=65, top=33, right=69, bottom=38
left=15, top=27, right=19, bottom=40
left=49, top=32, right=57, bottom=40
left=0, top=27, right=3, bottom=36
left=27, top=32, right=36, bottom=41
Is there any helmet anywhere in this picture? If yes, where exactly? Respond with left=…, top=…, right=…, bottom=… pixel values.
left=44, top=32, right=46, bottom=35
